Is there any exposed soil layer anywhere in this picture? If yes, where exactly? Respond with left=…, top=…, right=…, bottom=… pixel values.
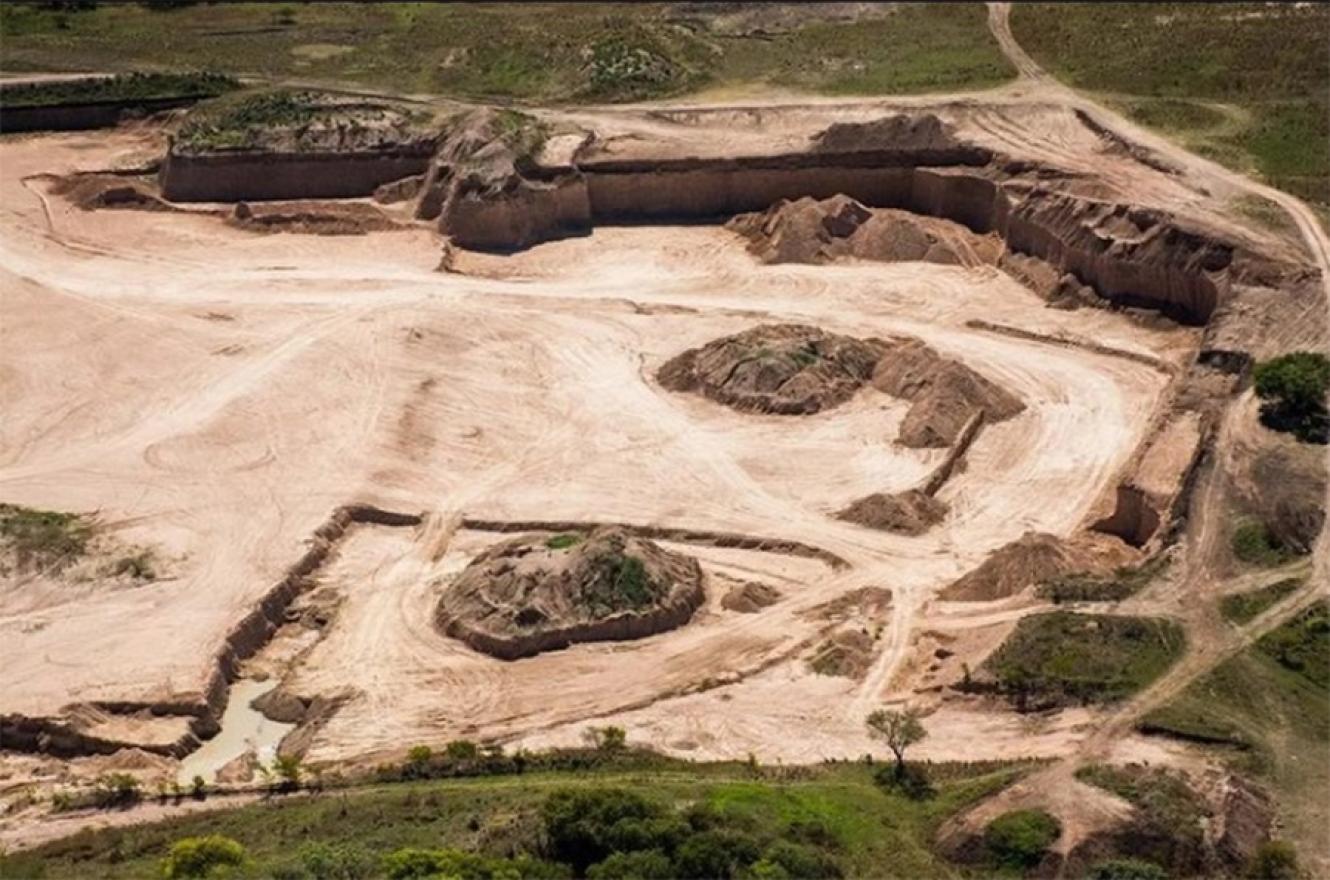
left=728, top=194, right=1003, bottom=267
left=940, top=531, right=1132, bottom=602
left=657, top=323, right=888, bottom=415
left=872, top=338, right=1025, bottom=448
left=436, top=526, right=706, bottom=660
left=227, top=200, right=403, bottom=235
left=837, top=489, right=948, bottom=536
left=720, top=580, right=782, bottom=613
left=50, top=173, right=173, bottom=212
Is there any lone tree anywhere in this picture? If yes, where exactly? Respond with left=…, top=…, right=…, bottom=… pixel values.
left=1253, top=351, right=1330, bottom=443
left=865, top=707, right=927, bottom=777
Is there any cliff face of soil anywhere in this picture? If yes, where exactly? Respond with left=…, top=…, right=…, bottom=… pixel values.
left=436, top=526, right=705, bottom=660
left=657, top=323, right=889, bottom=415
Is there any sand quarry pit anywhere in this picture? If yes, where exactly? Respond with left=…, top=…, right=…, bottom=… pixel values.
left=1, top=79, right=1326, bottom=850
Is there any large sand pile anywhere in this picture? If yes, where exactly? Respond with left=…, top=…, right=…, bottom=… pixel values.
left=436, top=527, right=705, bottom=660
left=873, top=338, right=1025, bottom=447
left=657, top=323, right=888, bottom=415
left=728, top=194, right=1003, bottom=268
left=836, top=488, right=948, bottom=536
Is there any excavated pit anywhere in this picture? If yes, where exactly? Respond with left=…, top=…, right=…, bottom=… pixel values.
left=436, top=526, right=706, bottom=661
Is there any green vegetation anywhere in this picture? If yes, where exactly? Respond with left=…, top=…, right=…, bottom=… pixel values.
left=547, top=533, right=585, bottom=551
left=1010, top=3, right=1330, bottom=209
left=161, top=834, right=246, bottom=878
left=1038, top=556, right=1168, bottom=604
left=1075, top=764, right=1209, bottom=875
left=1245, top=840, right=1301, bottom=880
left=1139, top=602, right=1329, bottom=866
left=582, top=725, right=628, bottom=754
left=583, top=552, right=656, bottom=614
left=865, top=708, right=927, bottom=780
left=52, top=772, right=142, bottom=813
left=982, top=809, right=1060, bottom=872
left=0, top=3, right=1012, bottom=104
left=1087, top=859, right=1168, bottom=880
left=983, top=611, right=1185, bottom=708
left=1, top=759, right=1033, bottom=879
left=0, top=70, right=236, bottom=107
left=1252, top=352, right=1330, bottom=444
left=1220, top=578, right=1302, bottom=624
left=0, top=503, right=92, bottom=571
left=1231, top=520, right=1295, bottom=568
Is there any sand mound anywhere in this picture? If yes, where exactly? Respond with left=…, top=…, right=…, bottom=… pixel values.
left=872, top=338, right=1026, bottom=448
left=657, top=323, right=888, bottom=415
left=720, top=581, right=782, bottom=613
left=436, top=526, right=704, bottom=660
left=942, top=532, right=1075, bottom=602
left=808, top=629, right=876, bottom=679
left=51, top=174, right=169, bottom=211
left=812, top=114, right=968, bottom=155
left=837, top=488, right=948, bottom=536
left=728, top=194, right=1002, bottom=268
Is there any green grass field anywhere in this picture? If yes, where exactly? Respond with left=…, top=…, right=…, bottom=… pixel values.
left=0, top=3, right=1013, bottom=105
left=1010, top=3, right=1330, bottom=209
left=0, top=760, right=1032, bottom=879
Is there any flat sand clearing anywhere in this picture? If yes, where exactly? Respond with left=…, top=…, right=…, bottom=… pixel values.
left=0, top=126, right=1185, bottom=766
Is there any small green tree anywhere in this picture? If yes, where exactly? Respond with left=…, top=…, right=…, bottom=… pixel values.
left=583, top=725, right=628, bottom=753
left=444, top=739, right=479, bottom=762
left=189, top=775, right=207, bottom=801
left=865, top=708, right=926, bottom=778
left=272, top=755, right=301, bottom=791
left=1253, top=351, right=1330, bottom=443
left=161, top=834, right=246, bottom=878
left=91, top=773, right=140, bottom=809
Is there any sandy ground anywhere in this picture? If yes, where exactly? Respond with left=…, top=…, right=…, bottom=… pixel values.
left=3, top=8, right=1327, bottom=852
left=0, top=122, right=1178, bottom=764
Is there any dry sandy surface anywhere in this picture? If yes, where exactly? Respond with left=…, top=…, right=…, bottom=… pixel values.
left=0, top=117, right=1184, bottom=763
left=3, top=19, right=1327, bottom=849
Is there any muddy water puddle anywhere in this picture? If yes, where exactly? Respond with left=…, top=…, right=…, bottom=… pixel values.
left=176, top=679, right=294, bottom=784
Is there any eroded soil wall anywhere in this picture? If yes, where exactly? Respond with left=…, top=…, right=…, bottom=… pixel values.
left=160, top=151, right=433, bottom=202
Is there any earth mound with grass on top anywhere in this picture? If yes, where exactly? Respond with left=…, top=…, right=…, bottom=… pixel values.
left=436, top=526, right=704, bottom=660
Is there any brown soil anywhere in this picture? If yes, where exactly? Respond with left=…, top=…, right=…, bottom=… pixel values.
left=436, top=526, right=705, bottom=660
left=728, top=194, right=1003, bottom=268
left=656, top=323, right=889, bottom=415
left=836, top=488, right=948, bottom=536
left=720, top=580, right=782, bottom=613
left=50, top=174, right=171, bottom=212
left=807, top=629, right=876, bottom=680
left=227, top=200, right=403, bottom=236
left=872, top=338, right=1026, bottom=448
left=940, top=531, right=1129, bottom=602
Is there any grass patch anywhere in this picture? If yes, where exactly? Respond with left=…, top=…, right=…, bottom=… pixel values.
left=1231, top=520, right=1295, bottom=567
left=982, top=611, right=1185, bottom=709
left=1011, top=3, right=1330, bottom=211
left=0, top=760, right=1031, bottom=879
left=0, top=3, right=1011, bottom=104
left=1074, top=763, right=1209, bottom=874
left=1038, top=556, right=1168, bottom=604
left=1138, top=602, right=1329, bottom=864
left=0, top=70, right=237, bottom=107
left=546, top=533, right=584, bottom=551
left=0, top=503, right=93, bottom=572
left=582, top=552, right=656, bottom=614
left=983, top=809, right=1060, bottom=872
left=1220, top=578, right=1302, bottom=625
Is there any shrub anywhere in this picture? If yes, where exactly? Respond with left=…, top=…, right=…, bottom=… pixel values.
left=1087, top=859, right=1169, bottom=880
left=1253, top=351, right=1330, bottom=443
left=983, top=809, right=1061, bottom=870
left=1231, top=521, right=1294, bottom=567
left=760, top=840, right=842, bottom=879
left=0, top=503, right=91, bottom=570
left=91, top=773, right=140, bottom=809
left=546, top=533, right=584, bottom=550
left=542, top=788, right=668, bottom=873
left=381, top=847, right=565, bottom=880
left=673, top=830, right=763, bottom=880
left=445, top=739, right=480, bottom=761
left=872, top=763, right=934, bottom=800
left=1246, top=840, right=1300, bottom=879
left=296, top=841, right=375, bottom=880
left=586, top=849, right=675, bottom=880
left=161, top=834, right=246, bottom=878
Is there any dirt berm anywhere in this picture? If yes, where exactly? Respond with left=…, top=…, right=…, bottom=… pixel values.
left=940, top=531, right=1132, bottom=602
left=837, top=488, right=949, bottom=536
left=436, top=526, right=705, bottom=660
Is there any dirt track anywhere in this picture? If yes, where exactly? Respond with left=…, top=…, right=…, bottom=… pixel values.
left=1, top=6, right=1327, bottom=855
